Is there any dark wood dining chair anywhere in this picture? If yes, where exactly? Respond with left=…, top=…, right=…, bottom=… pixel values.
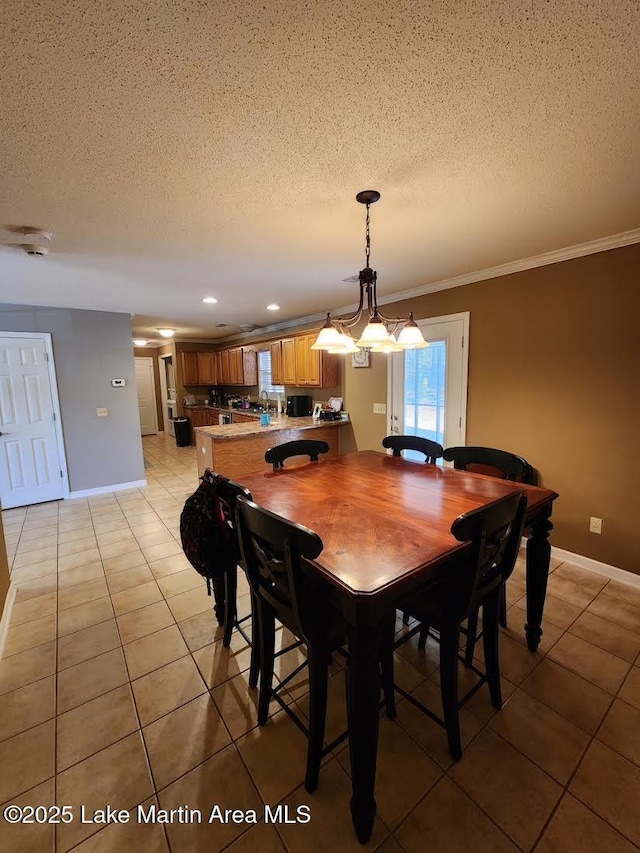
left=382, top=435, right=444, bottom=464
left=442, top=445, right=535, bottom=642
left=387, top=491, right=527, bottom=761
left=442, top=446, right=535, bottom=484
left=235, top=495, right=349, bottom=792
left=202, top=471, right=260, bottom=689
left=265, top=439, right=330, bottom=470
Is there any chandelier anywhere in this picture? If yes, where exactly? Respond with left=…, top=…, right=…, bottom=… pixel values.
left=312, top=191, right=427, bottom=354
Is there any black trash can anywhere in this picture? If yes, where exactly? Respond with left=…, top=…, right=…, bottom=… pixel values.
left=173, top=417, right=191, bottom=447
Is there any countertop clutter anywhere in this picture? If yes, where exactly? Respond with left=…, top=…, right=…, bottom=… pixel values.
left=193, top=414, right=348, bottom=440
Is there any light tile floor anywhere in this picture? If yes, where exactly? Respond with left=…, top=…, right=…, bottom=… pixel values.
left=1, top=434, right=640, bottom=852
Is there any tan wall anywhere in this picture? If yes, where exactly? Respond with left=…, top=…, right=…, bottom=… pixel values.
left=0, top=509, right=10, bottom=621
left=342, top=243, right=640, bottom=574
left=133, top=348, right=163, bottom=429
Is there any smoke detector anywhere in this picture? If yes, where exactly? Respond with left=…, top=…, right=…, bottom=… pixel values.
left=5, top=226, right=53, bottom=257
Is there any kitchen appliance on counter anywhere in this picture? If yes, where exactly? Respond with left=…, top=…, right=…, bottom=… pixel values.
left=319, top=410, right=342, bottom=421
left=286, top=394, right=313, bottom=417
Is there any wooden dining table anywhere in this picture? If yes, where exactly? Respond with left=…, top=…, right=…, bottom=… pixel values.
left=236, top=450, right=558, bottom=843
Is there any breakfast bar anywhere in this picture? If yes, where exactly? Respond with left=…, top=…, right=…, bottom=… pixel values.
left=194, top=415, right=350, bottom=479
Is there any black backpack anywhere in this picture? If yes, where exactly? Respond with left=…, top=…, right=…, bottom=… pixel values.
left=179, top=471, right=243, bottom=595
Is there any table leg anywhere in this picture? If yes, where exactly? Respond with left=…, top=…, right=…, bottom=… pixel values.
left=346, top=623, right=380, bottom=844
left=525, top=514, right=553, bottom=651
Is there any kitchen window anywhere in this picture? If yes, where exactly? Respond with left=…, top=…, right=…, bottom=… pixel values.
left=258, top=350, right=285, bottom=396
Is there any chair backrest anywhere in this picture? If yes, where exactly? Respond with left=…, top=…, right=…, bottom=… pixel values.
left=264, top=439, right=330, bottom=470
left=180, top=470, right=252, bottom=584
left=443, top=446, right=535, bottom=484
left=382, top=435, right=444, bottom=464
left=445, top=491, right=527, bottom=619
left=235, top=496, right=324, bottom=642
left=202, top=469, right=252, bottom=532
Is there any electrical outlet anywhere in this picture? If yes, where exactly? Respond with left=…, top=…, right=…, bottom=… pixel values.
left=96, top=407, right=108, bottom=418
left=589, top=517, right=603, bottom=534
left=373, top=403, right=387, bottom=415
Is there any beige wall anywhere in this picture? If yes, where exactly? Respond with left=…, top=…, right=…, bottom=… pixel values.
left=341, top=243, right=640, bottom=574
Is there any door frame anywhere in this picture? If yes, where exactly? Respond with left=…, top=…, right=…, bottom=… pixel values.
left=134, top=356, right=159, bottom=435
left=0, top=331, right=70, bottom=500
left=158, top=353, right=172, bottom=435
left=386, top=311, right=470, bottom=449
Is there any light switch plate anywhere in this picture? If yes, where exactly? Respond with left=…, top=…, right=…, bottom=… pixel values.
left=373, top=403, right=387, bottom=415
left=96, top=407, right=108, bottom=417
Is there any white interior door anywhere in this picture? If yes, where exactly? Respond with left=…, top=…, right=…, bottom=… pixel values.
left=0, top=334, right=66, bottom=508
left=135, top=358, right=158, bottom=436
left=389, top=313, right=469, bottom=456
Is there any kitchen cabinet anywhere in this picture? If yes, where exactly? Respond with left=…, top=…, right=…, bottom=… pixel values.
left=180, top=352, right=199, bottom=386
left=180, top=350, right=217, bottom=386
left=188, top=408, right=210, bottom=429
left=197, top=352, right=217, bottom=384
left=270, top=341, right=284, bottom=385
left=292, top=334, right=339, bottom=388
left=216, top=350, right=231, bottom=384
left=281, top=338, right=297, bottom=385
left=215, top=347, right=257, bottom=386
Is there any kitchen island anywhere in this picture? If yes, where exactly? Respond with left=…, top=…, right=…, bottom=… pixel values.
left=194, top=414, right=350, bottom=479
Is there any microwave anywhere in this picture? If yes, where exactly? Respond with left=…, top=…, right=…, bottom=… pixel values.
left=286, top=395, right=313, bottom=417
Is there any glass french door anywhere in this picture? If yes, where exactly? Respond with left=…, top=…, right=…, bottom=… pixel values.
left=389, top=313, right=469, bottom=459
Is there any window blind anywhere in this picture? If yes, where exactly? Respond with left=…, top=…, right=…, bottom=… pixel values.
left=258, top=350, right=285, bottom=396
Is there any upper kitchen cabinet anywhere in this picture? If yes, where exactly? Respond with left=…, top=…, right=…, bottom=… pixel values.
left=197, top=352, right=217, bottom=385
left=216, top=347, right=257, bottom=386
left=180, top=352, right=199, bottom=385
left=293, top=334, right=340, bottom=387
left=281, top=339, right=297, bottom=385
left=180, top=350, right=217, bottom=386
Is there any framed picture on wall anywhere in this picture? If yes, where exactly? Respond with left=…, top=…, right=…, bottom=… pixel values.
left=352, top=349, right=370, bottom=368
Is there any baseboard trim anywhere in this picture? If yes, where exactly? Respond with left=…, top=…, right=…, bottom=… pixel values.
left=0, top=584, right=17, bottom=663
left=550, top=546, right=640, bottom=588
left=68, top=479, right=148, bottom=499
left=521, top=536, right=640, bottom=588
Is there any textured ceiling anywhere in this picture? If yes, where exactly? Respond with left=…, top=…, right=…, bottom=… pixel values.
left=0, top=0, right=638, bottom=341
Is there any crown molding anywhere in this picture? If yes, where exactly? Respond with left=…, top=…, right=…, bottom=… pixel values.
left=220, top=228, right=640, bottom=344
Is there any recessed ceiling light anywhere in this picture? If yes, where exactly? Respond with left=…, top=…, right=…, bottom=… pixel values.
left=132, top=339, right=148, bottom=346
left=266, top=304, right=280, bottom=311
left=157, top=328, right=175, bottom=338
left=202, top=297, right=218, bottom=304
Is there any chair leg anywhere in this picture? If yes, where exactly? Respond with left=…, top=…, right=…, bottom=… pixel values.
left=305, top=645, right=329, bottom=793
left=499, top=584, right=508, bottom=628
left=418, top=622, right=430, bottom=649
left=439, top=622, right=462, bottom=761
left=464, top=610, right=479, bottom=667
left=257, top=604, right=276, bottom=725
left=402, top=610, right=410, bottom=625
left=223, top=566, right=238, bottom=647
left=483, top=589, right=503, bottom=709
left=248, top=590, right=260, bottom=689
left=212, top=577, right=226, bottom=626
left=380, top=615, right=396, bottom=720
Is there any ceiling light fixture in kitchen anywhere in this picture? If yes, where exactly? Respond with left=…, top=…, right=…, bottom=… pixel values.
left=312, top=191, right=427, bottom=353
left=157, top=328, right=175, bottom=338
left=266, top=304, right=280, bottom=311
left=132, top=339, right=148, bottom=346
left=202, top=297, right=218, bottom=304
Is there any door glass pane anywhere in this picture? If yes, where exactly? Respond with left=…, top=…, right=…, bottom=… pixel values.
left=403, top=340, right=447, bottom=459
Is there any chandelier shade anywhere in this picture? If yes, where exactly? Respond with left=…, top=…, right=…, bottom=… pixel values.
left=313, top=191, right=427, bottom=355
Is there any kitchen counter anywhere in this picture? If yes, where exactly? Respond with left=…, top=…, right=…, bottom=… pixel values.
left=193, top=415, right=351, bottom=478
left=194, top=414, right=346, bottom=440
